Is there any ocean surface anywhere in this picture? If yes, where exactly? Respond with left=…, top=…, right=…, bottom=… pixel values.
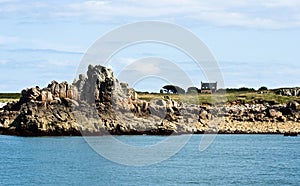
left=0, top=134, right=299, bottom=185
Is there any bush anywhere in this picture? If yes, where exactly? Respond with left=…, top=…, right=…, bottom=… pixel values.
left=225, top=87, right=256, bottom=93
left=162, top=85, right=185, bottom=94
left=187, top=87, right=199, bottom=94
left=258, top=86, right=268, bottom=91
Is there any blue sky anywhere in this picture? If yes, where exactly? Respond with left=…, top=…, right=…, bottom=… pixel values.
left=0, top=0, right=300, bottom=92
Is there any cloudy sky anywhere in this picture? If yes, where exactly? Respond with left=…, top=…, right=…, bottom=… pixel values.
left=0, top=0, right=300, bottom=92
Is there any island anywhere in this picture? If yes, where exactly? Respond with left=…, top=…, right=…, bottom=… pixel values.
left=0, top=65, right=299, bottom=136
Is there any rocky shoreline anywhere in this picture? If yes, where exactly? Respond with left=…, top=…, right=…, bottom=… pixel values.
left=0, top=65, right=300, bottom=136
left=0, top=103, right=6, bottom=109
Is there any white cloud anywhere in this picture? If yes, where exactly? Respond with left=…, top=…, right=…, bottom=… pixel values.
left=108, top=57, right=161, bottom=74
left=0, top=1, right=47, bottom=14
left=0, top=59, right=10, bottom=64
left=0, top=0, right=14, bottom=3
left=8, top=48, right=83, bottom=55
left=262, top=0, right=300, bottom=8
left=115, top=57, right=136, bottom=66
left=107, top=57, right=136, bottom=71
left=193, top=11, right=286, bottom=29
left=43, top=59, right=79, bottom=67
left=1, top=1, right=300, bottom=29
left=0, top=35, right=18, bottom=44
left=50, top=0, right=300, bottom=29
left=131, top=62, right=161, bottom=74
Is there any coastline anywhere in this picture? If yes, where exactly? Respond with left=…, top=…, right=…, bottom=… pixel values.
left=1, top=119, right=299, bottom=136
left=0, top=65, right=299, bottom=137
left=1, top=99, right=300, bottom=137
left=0, top=102, right=6, bottom=109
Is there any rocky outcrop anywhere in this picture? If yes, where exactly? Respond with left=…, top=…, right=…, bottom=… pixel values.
left=0, top=103, right=6, bottom=109
left=0, top=65, right=300, bottom=136
left=218, top=102, right=300, bottom=134
left=274, top=88, right=300, bottom=97
left=0, top=81, right=80, bottom=136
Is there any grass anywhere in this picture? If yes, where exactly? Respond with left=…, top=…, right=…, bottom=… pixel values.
left=136, top=93, right=219, bottom=105
left=0, top=93, right=21, bottom=103
left=225, top=91, right=300, bottom=104
left=137, top=91, right=300, bottom=105
left=0, top=91, right=299, bottom=105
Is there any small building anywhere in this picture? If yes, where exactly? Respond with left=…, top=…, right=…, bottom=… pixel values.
left=200, top=82, right=217, bottom=93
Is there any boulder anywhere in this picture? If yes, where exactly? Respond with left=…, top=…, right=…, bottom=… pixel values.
left=1, top=64, right=300, bottom=136
left=268, top=109, right=282, bottom=118
left=287, top=101, right=300, bottom=111
left=37, top=90, right=53, bottom=102
left=199, top=109, right=208, bottom=120
left=0, top=102, right=7, bottom=109
left=20, top=87, right=40, bottom=102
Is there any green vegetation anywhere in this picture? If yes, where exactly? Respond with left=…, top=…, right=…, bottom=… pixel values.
left=225, top=91, right=300, bottom=104
left=135, top=93, right=213, bottom=105
left=218, top=87, right=256, bottom=93
left=186, top=87, right=199, bottom=94
left=162, top=85, right=185, bottom=94
left=1, top=90, right=300, bottom=105
left=0, top=93, right=21, bottom=103
left=258, top=86, right=268, bottom=91
left=137, top=91, right=300, bottom=105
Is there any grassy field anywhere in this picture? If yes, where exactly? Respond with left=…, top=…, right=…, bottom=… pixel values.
left=137, top=91, right=300, bottom=105
left=0, top=91, right=299, bottom=105
left=0, top=93, right=21, bottom=103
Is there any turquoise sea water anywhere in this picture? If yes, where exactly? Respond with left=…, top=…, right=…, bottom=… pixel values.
left=0, top=135, right=299, bottom=185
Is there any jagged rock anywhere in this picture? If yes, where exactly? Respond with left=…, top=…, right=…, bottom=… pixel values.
left=20, top=87, right=40, bottom=103
left=275, top=88, right=300, bottom=97
left=37, top=90, right=53, bottom=102
left=74, top=74, right=86, bottom=93
left=1, top=65, right=300, bottom=136
left=287, top=101, right=300, bottom=111
left=268, top=109, right=283, bottom=118
left=199, top=109, right=208, bottom=120
left=120, top=82, right=130, bottom=94
left=0, top=103, right=6, bottom=109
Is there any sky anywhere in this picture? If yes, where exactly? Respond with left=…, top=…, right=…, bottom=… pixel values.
left=0, top=0, right=300, bottom=92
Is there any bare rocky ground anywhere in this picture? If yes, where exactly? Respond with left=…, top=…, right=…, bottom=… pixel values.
left=0, top=65, right=300, bottom=136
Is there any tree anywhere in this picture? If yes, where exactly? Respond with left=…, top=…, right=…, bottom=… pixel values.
left=238, top=87, right=256, bottom=92
left=225, top=87, right=256, bottom=93
left=187, top=87, right=199, bottom=94
left=162, top=85, right=185, bottom=94
left=258, top=86, right=268, bottom=91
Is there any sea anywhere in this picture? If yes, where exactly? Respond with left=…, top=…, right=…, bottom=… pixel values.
left=0, top=134, right=299, bottom=185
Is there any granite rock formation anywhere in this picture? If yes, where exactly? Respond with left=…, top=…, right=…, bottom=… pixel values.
left=0, top=65, right=300, bottom=136
left=275, top=88, right=300, bottom=97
